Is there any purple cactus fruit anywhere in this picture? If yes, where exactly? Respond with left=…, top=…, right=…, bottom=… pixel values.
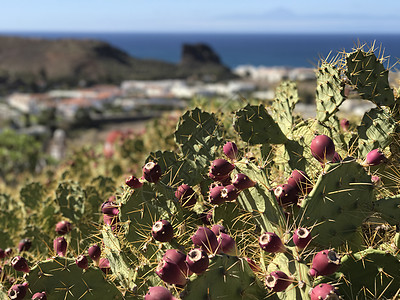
left=99, top=258, right=111, bottom=274
left=152, top=220, right=174, bottom=242
left=53, top=237, right=67, bottom=257
left=163, top=249, right=192, bottom=277
left=142, top=161, right=162, bottom=183
left=0, top=248, right=5, bottom=259
left=103, top=214, right=119, bottom=228
left=145, top=286, right=177, bottom=300
left=191, top=227, right=219, bottom=254
left=265, top=270, right=292, bottom=292
left=232, top=173, right=256, bottom=190
left=274, top=184, right=298, bottom=207
left=186, top=248, right=209, bottom=274
left=55, top=220, right=72, bottom=235
left=101, top=201, right=119, bottom=216
left=220, top=185, right=239, bottom=202
left=208, top=159, right=235, bottom=181
left=8, top=283, right=28, bottom=300
left=5, top=248, right=13, bottom=257
left=331, top=151, right=342, bottom=163
left=223, top=141, right=238, bottom=160
left=156, top=260, right=187, bottom=286
left=125, top=175, right=143, bottom=188
left=310, top=283, right=341, bottom=300
left=211, top=224, right=227, bottom=236
left=293, top=228, right=312, bottom=249
left=309, top=249, right=341, bottom=277
left=362, top=149, right=387, bottom=167
left=217, top=233, right=237, bottom=256
left=198, top=209, right=213, bottom=225
left=310, top=135, right=335, bottom=163
left=259, top=232, right=285, bottom=253
left=208, top=185, right=225, bottom=205
left=76, top=254, right=89, bottom=269
left=245, top=258, right=261, bottom=273
left=11, top=256, right=30, bottom=273
left=340, top=118, right=350, bottom=132
left=18, top=238, right=32, bottom=252
left=287, top=170, right=312, bottom=195
left=175, top=184, right=197, bottom=208
left=88, top=244, right=101, bottom=264
left=371, top=175, right=382, bottom=186
left=32, top=291, right=47, bottom=300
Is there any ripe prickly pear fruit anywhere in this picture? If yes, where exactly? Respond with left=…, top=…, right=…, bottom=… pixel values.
left=191, top=227, right=219, bottom=254
left=309, top=249, right=341, bottom=277
left=340, top=118, right=350, bottom=131
left=88, top=244, right=101, bottom=265
left=186, top=248, right=209, bottom=274
left=76, top=255, right=89, bottom=270
left=152, top=220, right=174, bottom=242
left=293, top=227, right=312, bottom=249
left=175, top=184, right=197, bottom=208
left=156, top=260, right=187, bottom=286
left=53, top=237, right=67, bottom=257
left=245, top=257, right=261, bottom=273
left=259, top=232, right=285, bottom=253
left=287, top=170, right=312, bottom=195
left=310, top=283, right=341, bottom=300
left=125, top=175, right=143, bottom=188
left=310, top=135, right=335, bottom=163
left=11, top=256, right=30, bottom=273
left=274, top=184, right=298, bottom=206
left=211, top=224, right=227, bottom=236
left=221, top=185, right=239, bottom=202
left=99, top=258, right=111, bottom=274
left=265, top=270, right=292, bottom=292
left=208, top=159, right=235, bottom=181
left=223, top=141, right=238, bottom=160
left=142, top=161, right=162, bottom=183
left=217, top=233, right=237, bottom=256
left=8, top=283, right=28, bottom=300
left=32, top=291, right=47, bottom=300
left=17, top=238, right=32, bottom=252
left=232, top=173, right=256, bottom=190
left=361, top=149, right=387, bottom=167
left=0, top=248, right=5, bottom=259
left=145, top=286, right=177, bottom=300
left=101, top=201, right=119, bottom=216
left=55, top=220, right=72, bottom=235
left=209, top=185, right=225, bottom=205
left=163, top=249, right=192, bottom=277
left=198, top=209, right=213, bottom=225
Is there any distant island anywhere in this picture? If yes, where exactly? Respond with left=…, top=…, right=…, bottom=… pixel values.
left=0, top=36, right=235, bottom=93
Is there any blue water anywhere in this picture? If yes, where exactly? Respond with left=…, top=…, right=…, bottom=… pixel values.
left=1, top=32, right=400, bottom=68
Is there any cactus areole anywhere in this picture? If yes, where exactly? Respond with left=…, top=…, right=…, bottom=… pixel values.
left=310, top=135, right=336, bottom=163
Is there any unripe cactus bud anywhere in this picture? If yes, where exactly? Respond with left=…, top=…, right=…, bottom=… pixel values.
left=361, top=149, right=387, bottom=167
left=53, top=237, right=67, bottom=257
left=151, top=220, right=174, bottom=242
left=293, top=227, right=312, bottom=249
left=309, top=249, right=341, bottom=277
left=259, top=232, right=285, bottom=253
left=223, top=141, right=238, bottom=160
left=76, top=255, right=89, bottom=269
left=265, top=270, right=292, bottom=292
left=175, top=184, right=197, bottom=208
left=232, top=173, right=256, bottom=190
left=156, top=260, right=187, bottom=286
left=18, top=238, right=32, bottom=253
left=32, top=291, right=47, bottom=300
left=310, top=283, right=341, bottom=300
left=125, top=175, right=143, bottom=188
left=11, top=256, right=30, bottom=273
left=186, top=248, right=209, bottom=274
left=55, top=220, right=72, bottom=235
left=310, top=135, right=335, bottom=163
left=142, top=161, right=162, bottom=183
left=191, top=227, right=219, bottom=254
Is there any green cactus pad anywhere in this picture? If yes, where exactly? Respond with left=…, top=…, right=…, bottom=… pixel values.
left=274, top=140, right=306, bottom=178
left=357, top=107, right=396, bottom=156
left=315, top=63, right=346, bottom=123
left=182, top=254, right=266, bottom=300
left=300, top=158, right=374, bottom=248
left=25, top=256, right=123, bottom=299
left=20, top=182, right=45, bottom=210
left=332, top=248, right=400, bottom=299
left=233, top=104, right=288, bottom=145
left=271, top=81, right=299, bottom=135
left=372, top=194, right=400, bottom=226
left=55, top=181, right=86, bottom=223
left=174, top=108, right=224, bottom=172
left=346, top=49, right=395, bottom=107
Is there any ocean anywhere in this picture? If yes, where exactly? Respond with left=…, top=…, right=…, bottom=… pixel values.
left=1, top=32, right=400, bottom=69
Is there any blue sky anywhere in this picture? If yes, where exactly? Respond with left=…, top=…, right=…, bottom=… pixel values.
left=1, top=0, right=399, bottom=33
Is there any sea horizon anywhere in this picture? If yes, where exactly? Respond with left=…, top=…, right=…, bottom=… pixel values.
left=1, top=31, right=399, bottom=69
